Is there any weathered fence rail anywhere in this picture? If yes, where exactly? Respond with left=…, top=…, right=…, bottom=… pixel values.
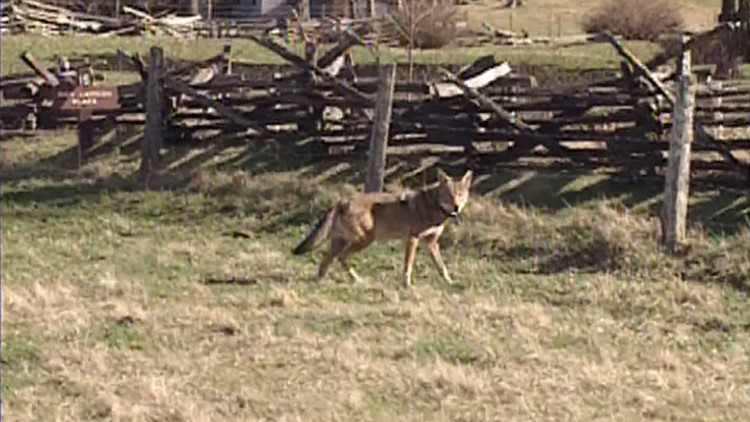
left=2, top=37, right=749, bottom=188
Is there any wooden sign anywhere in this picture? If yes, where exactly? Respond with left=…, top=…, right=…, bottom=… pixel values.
left=54, top=86, right=119, bottom=111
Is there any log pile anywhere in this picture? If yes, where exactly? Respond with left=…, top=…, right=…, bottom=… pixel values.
left=477, top=22, right=609, bottom=47
left=101, top=6, right=203, bottom=37
left=3, top=0, right=121, bottom=35
left=1, top=0, right=256, bottom=37
left=1, top=0, right=391, bottom=41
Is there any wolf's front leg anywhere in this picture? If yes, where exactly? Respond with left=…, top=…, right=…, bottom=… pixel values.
left=426, top=240, right=453, bottom=284
left=402, top=236, right=419, bottom=288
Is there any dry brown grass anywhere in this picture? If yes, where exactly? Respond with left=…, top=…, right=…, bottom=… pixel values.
left=5, top=262, right=749, bottom=420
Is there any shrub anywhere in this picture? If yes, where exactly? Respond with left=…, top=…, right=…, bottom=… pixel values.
left=393, top=0, right=463, bottom=49
left=582, top=0, right=684, bottom=41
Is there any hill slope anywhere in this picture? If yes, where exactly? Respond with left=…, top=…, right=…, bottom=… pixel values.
left=460, top=0, right=721, bottom=36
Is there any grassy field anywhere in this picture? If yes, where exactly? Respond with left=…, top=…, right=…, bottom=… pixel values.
left=0, top=33, right=664, bottom=80
left=2, top=127, right=749, bottom=420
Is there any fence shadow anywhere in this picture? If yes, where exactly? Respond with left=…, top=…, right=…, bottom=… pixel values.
left=3, top=126, right=749, bottom=235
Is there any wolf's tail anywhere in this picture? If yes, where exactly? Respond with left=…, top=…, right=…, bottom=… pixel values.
left=292, top=205, right=338, bottom=255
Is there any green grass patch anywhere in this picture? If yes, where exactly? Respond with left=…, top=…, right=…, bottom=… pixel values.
left=91, top=319, right=148, bottom=350
left=1, top=326, right=44, bottom=392
left=1, top=33, right=662, bottom=77
left=407, top=337, right=485, bottom=366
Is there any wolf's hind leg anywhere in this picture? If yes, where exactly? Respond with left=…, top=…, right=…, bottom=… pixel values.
left=337, top=239, right=372, bottom=283
left=317, top=236, right=347, bottom=281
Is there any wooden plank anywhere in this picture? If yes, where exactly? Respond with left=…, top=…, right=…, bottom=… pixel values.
left=437, top=66, right=534, bottom=132
left=696, top=85, right=750, bottom=96
left=163, top=76, right=265, bottom=136
left=19, top=51, right=59, bottom=87
left=456, top=55, right=498, bottom=79
left=430, top=62, right=512, bottom=98
left=365, top=64, right=397, bottom=193
left=188, top=64, right=220, bottom=86
left=116, top=49, right=148, bottom=81
left=247, top=34, right=375, bottom=107
left=604, top=33, right=676, bottom=106
left=140, top=46, right=164, bottom=190
left=320, top=126, right=670, bottom=147
left=167, top=45, right=232, bottom=77
left=98, top=24, right=140, bottom=37
left=121, top=6, right=178, bottom=36
left=695, top=124, right=750, bottom=179
left=692, top=115, right=750, bottom=127
left=316, top=31, right=360, bottom=69
left=661, top=39, right=694, bottom=253
left=694, top=104, right=750, bottom=113
left=18, top=0, right=119, bottom=24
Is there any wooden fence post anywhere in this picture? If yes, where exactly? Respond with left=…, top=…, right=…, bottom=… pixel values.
left=299, top=0, right=311, bottom=20
left=661, top=36, right=695, bottom=253
left=365, top=64, right=396, bottom=193
left=719, top=0, right=737, bottom=22
left=76, top=109, right=93, bottom=168
left=740, top=0, right=750, bottom=62
left=140, top=46, right=164, bottom=189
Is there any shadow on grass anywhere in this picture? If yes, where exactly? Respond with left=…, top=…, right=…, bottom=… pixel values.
left=4, top=125, right=749, bottom=231
left=3, top=127, right=748, bottom=294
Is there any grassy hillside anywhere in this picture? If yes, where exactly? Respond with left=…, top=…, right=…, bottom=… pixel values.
left=2, top=128, right=749, bottom=421
left=460, top=0, right=721, bottom=36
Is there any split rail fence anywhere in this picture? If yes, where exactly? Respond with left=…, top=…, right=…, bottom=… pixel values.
left=1, top=30, right=749, bottom=191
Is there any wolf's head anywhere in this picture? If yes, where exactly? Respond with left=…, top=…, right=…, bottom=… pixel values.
left=435, top=168, right=473, bottom=218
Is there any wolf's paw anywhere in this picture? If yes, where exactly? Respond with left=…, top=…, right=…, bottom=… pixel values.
left=346, top=268, right=364, bottom=284
left=401, top=276, right=412, bottom=290
left=313, top=274, right=327, bottom=283
left=400, top=286, right=421, bottom=302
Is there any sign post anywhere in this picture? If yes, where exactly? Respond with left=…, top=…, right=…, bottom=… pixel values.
left=53, top=85, right=119, bottom=167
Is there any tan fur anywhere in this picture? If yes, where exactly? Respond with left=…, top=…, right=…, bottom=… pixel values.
left=293, top=169, right=473, bottom=287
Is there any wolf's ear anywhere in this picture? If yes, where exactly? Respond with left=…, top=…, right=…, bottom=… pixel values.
left=461, top=170, right=473, bottom=187
left=437, top=168, right=451, bottom=185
